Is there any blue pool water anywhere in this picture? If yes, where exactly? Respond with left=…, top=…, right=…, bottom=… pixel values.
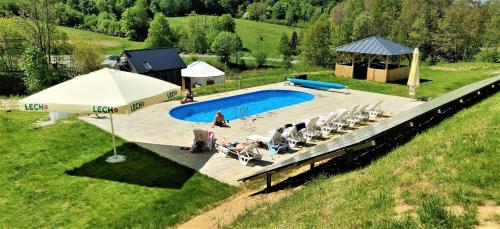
left=169, top=90, right=314, bottom=122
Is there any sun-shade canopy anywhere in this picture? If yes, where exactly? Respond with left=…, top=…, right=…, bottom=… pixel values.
left=181, top=61, right=225, bottom=78
left=335, top=36, right=413, bottom=56
left=19, top=68, right=181, bottom=114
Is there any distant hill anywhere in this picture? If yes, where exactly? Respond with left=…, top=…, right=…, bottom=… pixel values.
left=168, top=17, right=298, bottom=57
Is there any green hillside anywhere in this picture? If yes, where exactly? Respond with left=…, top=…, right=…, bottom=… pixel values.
left=58, top=26, right=145, bottom=55
left=168, top=17, right=297, bottom=57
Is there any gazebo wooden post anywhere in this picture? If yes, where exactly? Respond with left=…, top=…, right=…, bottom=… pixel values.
left=384, top=55, right=389, bottom=70
left=398, top=55, right=401, bottom=68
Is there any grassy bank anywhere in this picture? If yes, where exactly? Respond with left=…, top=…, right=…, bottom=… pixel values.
left=229, top=90, right=499, bottom=228
left=0, top=112, right=237, bottom=227
left=58, top=26, right=144, bottom=55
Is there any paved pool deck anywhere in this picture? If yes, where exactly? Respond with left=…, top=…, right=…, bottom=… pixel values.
left=81, top=83, right=423, bottom=185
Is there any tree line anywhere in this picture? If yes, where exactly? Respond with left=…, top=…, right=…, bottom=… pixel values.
left=299, top=0, right=499, bottom=66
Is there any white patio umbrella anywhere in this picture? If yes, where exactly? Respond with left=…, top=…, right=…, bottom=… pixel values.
left=19, top=68, right=181, bottom=163
left=407, top=48, right=420, bottom=98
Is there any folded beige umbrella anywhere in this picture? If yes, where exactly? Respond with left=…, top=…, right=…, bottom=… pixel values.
left=407, top=48, right=420, bottom=97
left=19, top=68, right=181, bottom=163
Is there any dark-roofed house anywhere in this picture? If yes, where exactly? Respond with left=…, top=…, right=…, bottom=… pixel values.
left=115, top=47, right=187, bottom=87
left=334, top=36, right=414, bottom=83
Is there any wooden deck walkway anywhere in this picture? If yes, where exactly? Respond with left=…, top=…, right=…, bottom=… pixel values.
left=240, top=75, right=500, bottom=188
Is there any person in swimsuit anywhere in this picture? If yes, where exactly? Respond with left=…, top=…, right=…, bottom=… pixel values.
left=181, top=88, right=194, bottom=104
left=212, top=110, right=227, bottom=127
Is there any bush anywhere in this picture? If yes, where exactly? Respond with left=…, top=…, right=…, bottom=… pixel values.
left=0, top=73, right=26, bottom=96
left=211, top=31, right=243, bottom=63
left=475, top=50, right=499, bottom=63
left=253, top=51, right=268, bottom=68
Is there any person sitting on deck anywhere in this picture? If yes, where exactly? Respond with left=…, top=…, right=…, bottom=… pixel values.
left=212, top=110, right=228, bottom=127
left=181, top=88, right=194, bottom=104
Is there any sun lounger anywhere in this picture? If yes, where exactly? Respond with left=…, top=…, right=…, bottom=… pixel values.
left=191, top=129, right=215, bottom=152
left=344, top=105, right=361, bottom=127
left=354, top=104, right=370, bottom=122
left=217, top=141, right=262, bottom=166
left=283, top=125, right=307, bottom=148
left=301, top=117, right=322, bottom=141
left=366, top=101, right=383, bottom=118
left=318, top=113, right=340, bottom=134
left=247, top=129, right=289, bottom=159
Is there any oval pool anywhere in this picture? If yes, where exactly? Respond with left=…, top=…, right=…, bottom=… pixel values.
left=169, top=90, right=314, bottom=122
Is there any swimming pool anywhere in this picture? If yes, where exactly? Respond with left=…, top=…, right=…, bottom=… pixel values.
left=169, top=90, right=315, bottom=122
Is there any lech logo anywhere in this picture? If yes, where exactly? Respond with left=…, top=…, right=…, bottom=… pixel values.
left=130, top=101, right=145, bottom=112
left=167, top=91, right=177, bottom=99
left=92, top=106, right=118, bottom=113
left=25, top=104, right=48, bottom=111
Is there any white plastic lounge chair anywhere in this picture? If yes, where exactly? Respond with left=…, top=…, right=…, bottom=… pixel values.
left=344, top=105, right=360, bottom=127
left=366, top=101, right=383, bottom=118
left=333, top=110, right=349, bottom=131
left=283, top=125, right=307, bottom=148
left=301, top=117, right=322, bottom=141
left=246, top=129, right=289, bottom=159
left=217, top=142, right=262, bottom=166
left=192, top=129, right=215, bottom=152
left=319, top=113, right=340, bottom=134
left=354, top=104, right=370, bottom=122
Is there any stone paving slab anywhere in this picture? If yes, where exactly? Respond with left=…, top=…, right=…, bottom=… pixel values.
left=81, top=82, right=423, bottom=185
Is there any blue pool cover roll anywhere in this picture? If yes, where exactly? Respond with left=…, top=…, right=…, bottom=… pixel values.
left=288, top=78, right=347, bottom=90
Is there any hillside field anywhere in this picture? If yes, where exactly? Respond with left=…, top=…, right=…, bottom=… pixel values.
left=59, top=17, right=296, bottom=57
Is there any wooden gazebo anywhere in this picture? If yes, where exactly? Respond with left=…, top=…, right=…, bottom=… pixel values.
left=334, top=37, right=414, bottom=83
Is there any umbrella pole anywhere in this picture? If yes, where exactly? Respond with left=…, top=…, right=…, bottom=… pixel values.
left=106, top=113, right=126, bottom=163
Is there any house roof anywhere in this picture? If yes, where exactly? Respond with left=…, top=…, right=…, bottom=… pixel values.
left=335, top=36, right=413, bottom=56
left=182, top=61, right=225, bottom=78
left=122, top=47, right=187, bottom=74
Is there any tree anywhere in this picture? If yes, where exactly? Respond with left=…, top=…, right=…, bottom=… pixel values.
left=483, top=1, right=500, bottom=48
left=145, top=13, right=175, bottom=48
left=21, top=45, right=53, bottom=93
left=245, top=2, right=268, bottom=20
left=278, top=33, right=293, bottom=69
left=299, top=19, right=334, bottom=67
left=186, top=14, right=209, bottom=53
left=120, top=0, right=149, bottom=41
left=434, top=0, right=484, bottom=61
left=217, top=14, right=236, bottom=33
left=253, top=34, right=267, bottom=68
left=70, top=42, right=101, bottom=76
left=211, top=31, right=242, bottom=63
left=289, top=31, right=299, bottom=55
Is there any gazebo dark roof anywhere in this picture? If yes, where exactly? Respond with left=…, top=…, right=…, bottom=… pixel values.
left=335, top=36, right=413, bottom=56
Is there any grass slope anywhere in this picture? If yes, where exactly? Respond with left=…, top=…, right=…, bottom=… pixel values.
left=0, top=112, right=237, bottom=228
left=59, top=26, right=144, bottom=55
left=229, top=90, right=500, bottom=228
left=168, top=17, right=296, bottom=57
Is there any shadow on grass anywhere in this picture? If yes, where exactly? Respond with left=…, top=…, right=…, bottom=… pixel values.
left=66, top=143, right=195, bottom=189
left=389, top=78, right=433, bottom=85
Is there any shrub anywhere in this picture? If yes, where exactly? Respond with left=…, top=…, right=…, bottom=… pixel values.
left=211, top=31, right=242, bottom=63
left=0, top=73, right=26, bottom=96
left=253, top=50, right=268, bottom=68
left=475, top=50, right=499, bottom=63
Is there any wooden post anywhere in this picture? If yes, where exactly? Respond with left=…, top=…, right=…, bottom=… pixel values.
left=398, top=55, right=401, bottom=68
left=385, top=55, right=389, bottom=70
left=181, top=77, right=186, bottom=90
left=266, top=173, right=272, bottom=191
left=351, top=53, right=355, bottom=78
left=310, top=163, right=315, bottom=170
left=367, top=54, right=371, bottom=68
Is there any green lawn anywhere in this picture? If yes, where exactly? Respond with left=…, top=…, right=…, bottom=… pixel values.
left=0, top=112, right=237, bottom=228
left=228, top=87, right=500, bottom=228
left=58, top=26, right=145, bottom=55
left=189, top=62, right=499, bottom=99
left=168, top=17, right=297, bottom=57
